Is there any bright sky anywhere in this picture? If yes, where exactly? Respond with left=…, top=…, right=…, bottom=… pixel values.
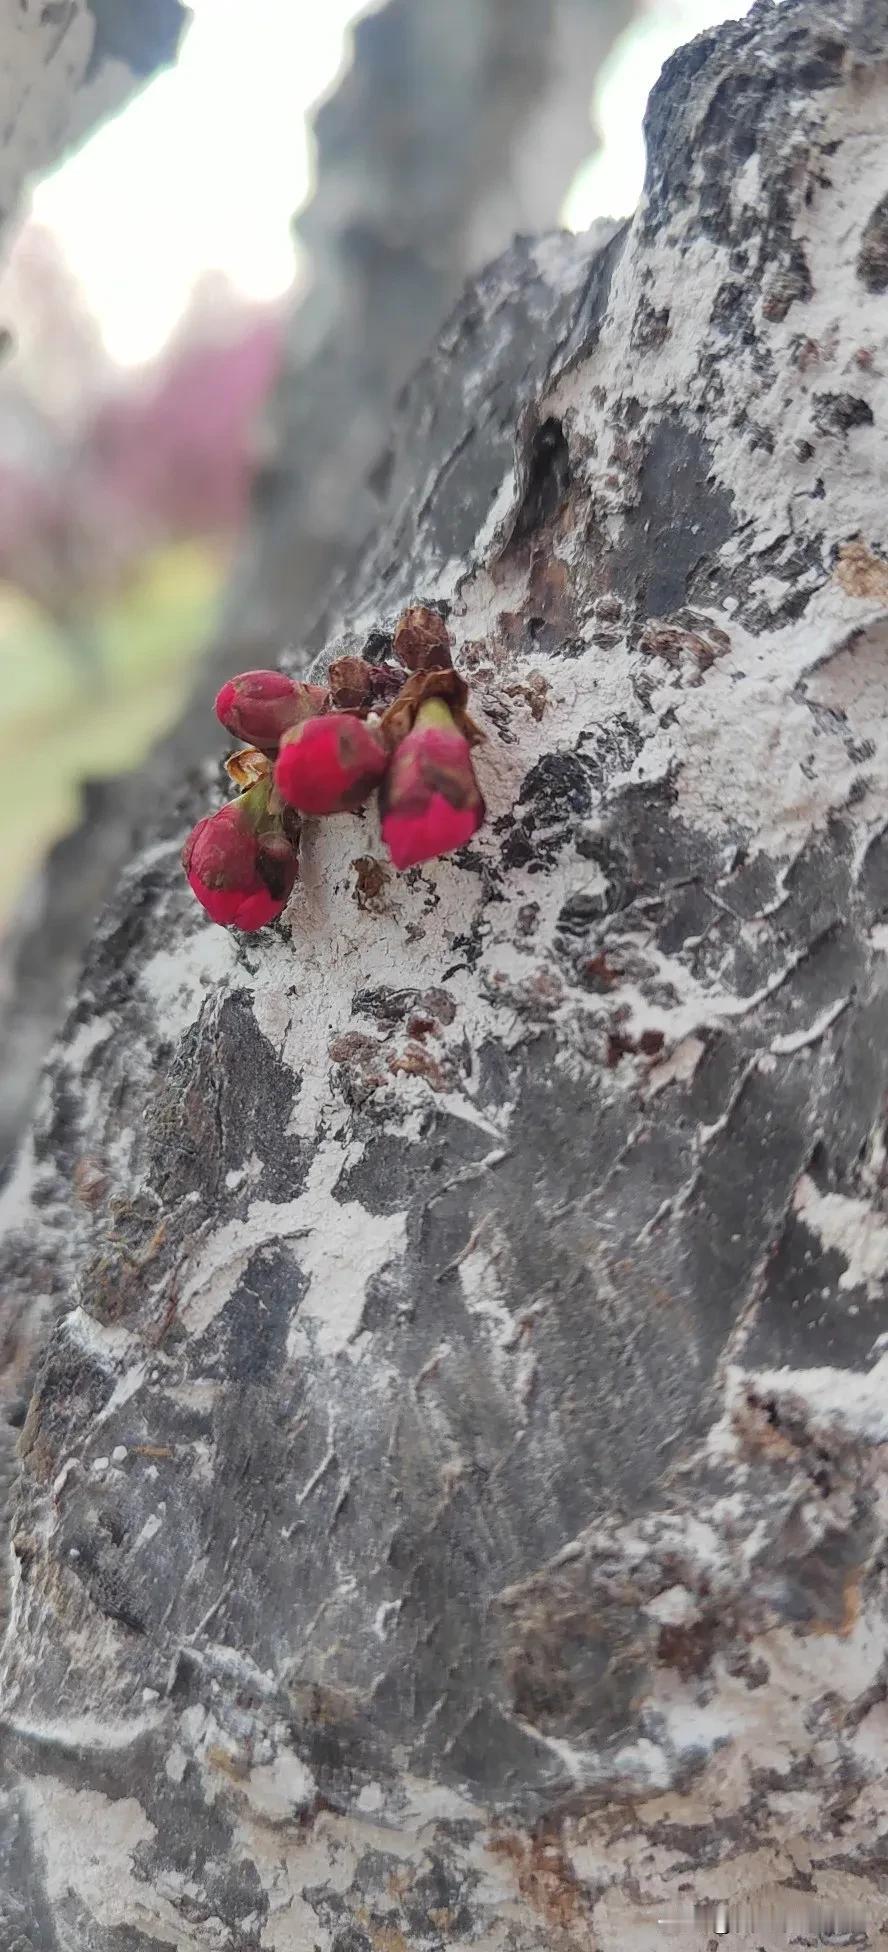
left=21, top=0, right=752, bottom=373
left=563, top=0, right=753, bottom=232
left=28, top=0, right=373, bottom=368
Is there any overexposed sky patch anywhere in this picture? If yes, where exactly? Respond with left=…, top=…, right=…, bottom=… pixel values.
left=27, top=0, right=373, bottom=368
left=562, top=0, right=753, bottom=230
left=13, top=0, right=753, bottom=374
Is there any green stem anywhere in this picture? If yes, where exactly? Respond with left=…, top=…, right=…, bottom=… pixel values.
left=237, top=775, right=273, bottom=830
left=415, top=696, right=457, bottom=735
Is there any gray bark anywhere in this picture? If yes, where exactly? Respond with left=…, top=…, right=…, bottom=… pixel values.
left=4, top=0, right=888, bottom=1945
left=0, top=0, right=635, bottom=1175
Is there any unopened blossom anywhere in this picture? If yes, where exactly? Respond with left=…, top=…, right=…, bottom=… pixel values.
left=380, top=697, right=484, bottom=869
left=274, top=712, right=389, bottom=816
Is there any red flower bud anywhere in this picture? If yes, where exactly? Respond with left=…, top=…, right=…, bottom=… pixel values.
left=380, top=698, right=484, bottom=869
left=215, top=670, right=328, bottom=752
left=182, top=780, right=299, bottom=931
left=274, top=712, right=388, bottom=816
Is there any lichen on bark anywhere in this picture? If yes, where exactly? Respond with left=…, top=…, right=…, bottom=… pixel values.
left=4, top=0, right=888, bottom=1944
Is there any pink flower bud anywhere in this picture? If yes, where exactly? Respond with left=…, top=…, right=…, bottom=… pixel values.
left=215, top=670, right=328, bottom=752
left=182, top=781, right=299, bottom=930
left=380, top=699, right=484, bottom=869
left=274, top=712, right=389, bottom=816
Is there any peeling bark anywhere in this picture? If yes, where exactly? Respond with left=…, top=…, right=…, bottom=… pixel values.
left=4, top=0, right=888, bottom=1943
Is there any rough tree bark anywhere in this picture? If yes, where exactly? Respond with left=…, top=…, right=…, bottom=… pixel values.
left=0, top=0, right=635, bottom=1175
left=3, top=0, right=888, bottom=1944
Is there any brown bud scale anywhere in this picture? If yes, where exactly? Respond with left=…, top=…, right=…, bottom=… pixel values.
left=393, top=604, right=453, bottom=674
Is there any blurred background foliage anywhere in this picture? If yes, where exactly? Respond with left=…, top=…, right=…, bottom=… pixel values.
left=0, top=0, right=747, bottom=931
left=0, top=255, right=283, bottom=915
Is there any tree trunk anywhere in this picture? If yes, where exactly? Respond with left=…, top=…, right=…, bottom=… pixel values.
left=4, top=0, right=888, bottom=1943
left=0, top=0, right=635, bottom=1174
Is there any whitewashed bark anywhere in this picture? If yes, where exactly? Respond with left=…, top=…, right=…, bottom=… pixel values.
left=3, top=0, right=888, bottom=1944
